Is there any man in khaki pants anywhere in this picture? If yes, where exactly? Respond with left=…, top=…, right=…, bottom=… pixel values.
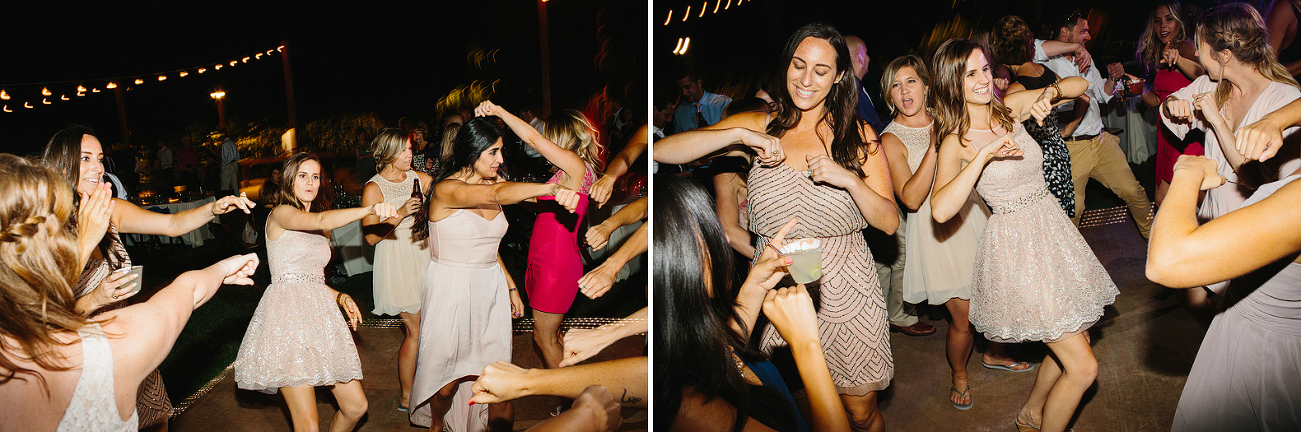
left=1035, top=11, right=1152, bottom=238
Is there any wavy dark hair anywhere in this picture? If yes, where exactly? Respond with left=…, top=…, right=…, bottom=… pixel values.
left=275, top=153, right=332, bottom=213
left=41, top=125, right=126, bottom=271
left=929, top=38, right=1016, bottom=147
left=990, top=15, right=1033, bottom=67
left=766, top=21, right=875, bottom=177
left=411, top=118, right=504, bottom=243
left=654, top=174, right=793, bottom=431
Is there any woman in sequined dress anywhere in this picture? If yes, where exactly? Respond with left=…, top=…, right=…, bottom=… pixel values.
left=928, top=39, right=1117, bottom=432
left=234, top=153, right=397, bottom=432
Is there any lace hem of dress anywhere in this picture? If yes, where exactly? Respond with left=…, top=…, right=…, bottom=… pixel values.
left=236, top=372, right=364, bottom=394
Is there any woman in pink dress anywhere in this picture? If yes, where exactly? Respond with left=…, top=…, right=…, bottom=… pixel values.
left=475, top=101, right=603, bottom=370
left=1138, top=1, right=1206, bottom=206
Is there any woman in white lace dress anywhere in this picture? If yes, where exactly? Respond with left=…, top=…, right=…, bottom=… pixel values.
left=0, top=154, right=258, bottom=431
left=361, top=128, right=433, bottom=411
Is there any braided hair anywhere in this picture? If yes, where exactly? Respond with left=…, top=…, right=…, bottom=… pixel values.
left=1196, top=3, right=1301, bottom=106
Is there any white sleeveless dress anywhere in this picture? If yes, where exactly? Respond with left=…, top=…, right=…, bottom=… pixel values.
left=57, top=323, right=139, bottom=432
left=368, top=171, right=427, bottom=315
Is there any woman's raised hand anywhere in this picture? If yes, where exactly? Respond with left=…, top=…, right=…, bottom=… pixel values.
left=213, top=193, right=256, bottom=215
left=215, top=253, right=260, bottom=286
left=554, top=187, right=582, bottom=213
left=762, top=284, right=820, bottom=346
left=1165, top=95, right=1194, bottom=121
left=1236, top=117, right=1287, bottom=162
left=806, top=154, right=859, bottom=189
left=1190, top=92, right=1226, bottom=126
left=1172, top=155, right=1226, bottom=191
left=1161, top=43, right=1180, bottom=68
left=370, top=202, right=398, bottom=219
left=398, top=197, right=421, bottom=219
left=739, top=128, right=785, bottom=166
left=474, top=101, right=504, bottom=118
left=78, top=182, right=114, bottom=247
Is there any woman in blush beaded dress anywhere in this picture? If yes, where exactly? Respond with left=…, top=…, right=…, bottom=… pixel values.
left=234, top=153, right=398, bottom=432
left=361, top=128, right=434, bottom=412
left=407, top=118, right=580, bottom=432
left=928, top=39, right=1117, bottom=432
left=475, top=101, right=603, bottom=371
left=656, top=22, right=900, bottom=432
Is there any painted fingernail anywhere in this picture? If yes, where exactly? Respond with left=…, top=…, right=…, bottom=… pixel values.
left=468, top=401, right=476, bottom=406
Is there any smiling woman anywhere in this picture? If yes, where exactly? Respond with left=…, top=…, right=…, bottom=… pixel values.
left=655, top=21, right=900, bottom=431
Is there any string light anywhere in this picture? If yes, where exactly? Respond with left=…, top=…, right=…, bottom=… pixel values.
left=698, top=2, right=706, bottom=17
left=664, top=10, right=672, bottom=25
left=713, top=0, right=721, bottom=13
left=1, top=43, right=280, bottom=113
left=683, top=5, right=690, bottom=21
left=662, top=0, right=751, bottom=25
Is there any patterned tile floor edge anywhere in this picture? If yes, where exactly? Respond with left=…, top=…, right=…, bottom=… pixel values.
left=170, top=317, right=648, bottom=417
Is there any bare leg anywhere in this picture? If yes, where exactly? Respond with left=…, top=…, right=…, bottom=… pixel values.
left=426, top=380, right=458, bottom=432
left=328, top=380, right=368, bottom=432
left=1175, top=288, right=1216, bottom=329
left=841, top=392, right=884, bottom=432
left=1019, top=351, right=1061, bottom=429
left=487, top=401, right=514, bottom=432
left=944, top=298, right=975, bottom=407
left=1022, top=332, right=1098, bottom=432
left=281, top=385, right=321, bottom=432
left=398, top=311, right=421, bottom=408
left=532, top=310, right=566, bottom=369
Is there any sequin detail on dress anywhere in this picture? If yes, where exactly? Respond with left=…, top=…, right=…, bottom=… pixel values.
left=234, top=227, right=362, bottom=393
left=968, top=123, right=1118, bottom=343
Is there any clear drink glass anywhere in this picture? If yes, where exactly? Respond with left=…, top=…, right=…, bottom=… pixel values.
left=779, top=238, right=822, bottom=284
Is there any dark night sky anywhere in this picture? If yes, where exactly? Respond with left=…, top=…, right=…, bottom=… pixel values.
left=0, top=1, right=646, bottom=156
left=652, top=0, right=1227, bottom=105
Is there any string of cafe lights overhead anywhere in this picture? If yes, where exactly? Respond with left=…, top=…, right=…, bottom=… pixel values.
left=663, top=0, right=755, bottom=56
left=0, top=44, right=285, bottom=114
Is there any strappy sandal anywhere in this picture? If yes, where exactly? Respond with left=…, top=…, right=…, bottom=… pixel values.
left=950, top=381, right=973, bottom=410
left=1015, top=411, right=1040, bottom=432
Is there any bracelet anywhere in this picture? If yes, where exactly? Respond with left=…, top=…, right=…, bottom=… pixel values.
left=509, top=287, right=519, bottom=292
left=336, top=291, right=346, bottom=306
left=1049, top=82, right=1064, bottom=103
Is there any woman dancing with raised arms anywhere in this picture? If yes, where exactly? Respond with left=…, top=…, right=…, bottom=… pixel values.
left=475, top=101, right=602, bottom=370
left=0, top=154, right=258, bottom=431
left=927, top=39, right=1117, bottom=432
left=361, top=128, right=433, bottom=412
left=42, top=125, right=257, bottom=427
left=234, top=153, right=398, bottom=432
left=657, top=22, right=899, bottom=432
left=408, top=118, right=580, bottom=432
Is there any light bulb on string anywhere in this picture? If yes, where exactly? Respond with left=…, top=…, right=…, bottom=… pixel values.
left=23, top=102, right=32, bottom=109
left=255, top=53, right=263, bottom=59
left=41, top=87, right=51, bottom=96
left=106, top=82, right=117, bottom=89
left=215, top=64, right=222, bottom=70
left=242, top=56, right=250, bottom=63
left=42, top=98, right=51, bottom=105
left=0, top=90, right=8, bottom=100
left=60, top=95, right=69, bottom=101
left=179, top=71, right=188, bottom=77
left=134, top=78, right=144, bottom=84
left=158, top=75, right=166, bottom=81
left=76, top=85, right=87, bottom=92
left=92, top=88, right=101, bottom=93
left=229, top=60, right=237, bottom=66
left=198, top=68, right=207, bottom=73
left=2, top=105, right=9, bottom=113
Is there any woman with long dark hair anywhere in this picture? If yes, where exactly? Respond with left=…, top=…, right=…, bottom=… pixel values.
left=41, top=125, right=257, bottom=428
left=656, top=21, right=898, bottom=431
left=235, top=153, right=397, bottom=431
left=928, top=38, right=1115, bottom=432
left=0, top=153, right=258, bottom=430
left=408, top=118, right=579, bottom=432
left=655, top=174, right=847, bottom=432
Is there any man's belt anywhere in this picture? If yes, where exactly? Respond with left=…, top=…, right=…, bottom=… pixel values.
left=1065, top=133, right=1099, bottom=141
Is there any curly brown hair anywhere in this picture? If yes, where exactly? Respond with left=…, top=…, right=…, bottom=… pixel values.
left=990, top=15, right=1033, bottom=67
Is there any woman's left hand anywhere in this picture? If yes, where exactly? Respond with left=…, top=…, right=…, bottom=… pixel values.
left=585, top=222, right=613, bottom=251
left=475, top=101, right=504, bottom=118
left=806, top=154, right=860, bottom=189
left=338, top=293, right=363, bottom=330
left=589, top=174, right=617, bottom=208
left=742, top=217, right=798, bottom=296
left=1030, top=87, right=1057, bottom=126
left=1172, top=155, right=1226, bottom=191
left=509, top=289, right=524, bottom=318
left=213, top=193, right=256, bottom=215
left=554, top=187, right=582, bottom=213
left=578, top=262, right=618, bottom=299
left=1191, top=92, right=1226, bottom=127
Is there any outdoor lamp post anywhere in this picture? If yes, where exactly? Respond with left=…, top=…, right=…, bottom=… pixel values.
left=210, top=91, right=227, bottom=129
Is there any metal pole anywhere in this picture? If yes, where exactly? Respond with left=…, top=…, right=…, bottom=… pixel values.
left=538, top=1, right=551, bottom=119
left=280, top=40, right=298, bottom=151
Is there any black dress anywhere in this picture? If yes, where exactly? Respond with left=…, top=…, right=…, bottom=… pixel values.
left=1014, top=68, right=1075, bottom=216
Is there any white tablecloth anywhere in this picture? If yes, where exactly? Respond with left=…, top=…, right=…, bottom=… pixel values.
left=122, top=197, right=217, bottom=248
left=330, top=219, right=374, bottom=276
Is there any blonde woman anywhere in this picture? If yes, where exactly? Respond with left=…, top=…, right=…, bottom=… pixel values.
left=476, top=101, right=604, bottom=370
left=0, top=154, right=258, bottom=431
left=362, top=128, right=434, bottom=412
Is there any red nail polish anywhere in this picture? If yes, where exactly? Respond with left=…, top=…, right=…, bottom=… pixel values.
left=468, top=401, right=475, bottom=406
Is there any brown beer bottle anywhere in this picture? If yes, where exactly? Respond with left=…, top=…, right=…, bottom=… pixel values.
left=411, top=177, right=423, bottom=201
